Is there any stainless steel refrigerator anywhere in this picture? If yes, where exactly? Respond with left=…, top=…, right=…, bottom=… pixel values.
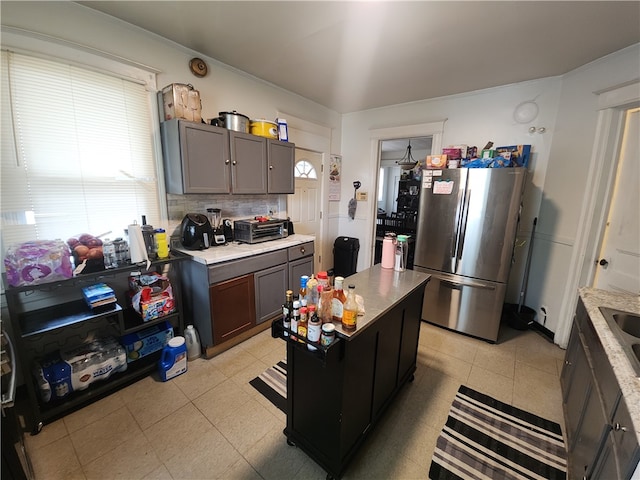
left=413, top=167, right=526, bottom=342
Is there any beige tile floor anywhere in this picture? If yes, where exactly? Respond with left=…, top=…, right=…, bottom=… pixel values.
left=23, top=321, right=567, bottom=480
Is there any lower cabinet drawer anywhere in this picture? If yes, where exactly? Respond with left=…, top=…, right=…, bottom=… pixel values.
left=287, top=242, right=314, bottom=261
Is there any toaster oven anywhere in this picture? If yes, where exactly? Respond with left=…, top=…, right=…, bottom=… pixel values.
left=233, top=218, right=288, bottom=244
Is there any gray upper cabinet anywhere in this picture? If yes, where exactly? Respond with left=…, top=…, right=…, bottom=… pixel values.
left=230, top=131, right=268, bottom=194
left=267, top=139, right=295, bottom=194
left=161, top=119, right=230, bottom=194
left=161, top=119, right=294, bottom=195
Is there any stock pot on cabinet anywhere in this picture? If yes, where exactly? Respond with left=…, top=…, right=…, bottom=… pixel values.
left=210, top=111, right=250, bottom=133
left=250, top=119, right=278, bottom=139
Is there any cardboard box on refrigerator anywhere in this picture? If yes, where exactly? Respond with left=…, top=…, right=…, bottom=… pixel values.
left=426, top=154, right=448, bottom=169
left=496, top=145, right=532, bottom=167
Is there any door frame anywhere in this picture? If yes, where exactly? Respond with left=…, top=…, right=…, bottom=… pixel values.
left=368, top=121, right=446, bottom=266
left=556, top=80, right=640, bottom=348
left=280, top=113, right=332, bottom=272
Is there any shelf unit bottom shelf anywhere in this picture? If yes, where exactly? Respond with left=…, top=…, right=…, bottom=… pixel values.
left=31, top=351, right=161, bottom=430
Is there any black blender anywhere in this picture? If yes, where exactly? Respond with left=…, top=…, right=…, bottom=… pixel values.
left=207, top=208, right=226, bottom=245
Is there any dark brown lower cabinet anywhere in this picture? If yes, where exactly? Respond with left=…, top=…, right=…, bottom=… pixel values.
left=282, top=286, right=424, bottom=479
left=210, top=274, right=256, bottom=344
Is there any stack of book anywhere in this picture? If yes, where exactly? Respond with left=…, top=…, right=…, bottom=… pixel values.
left=82, top=283, right=117, bottom=310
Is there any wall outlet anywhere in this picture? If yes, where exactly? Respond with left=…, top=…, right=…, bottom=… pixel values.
left=540, top=306, right=548, bottom=325
left=356, top=191, right=368, bottom=201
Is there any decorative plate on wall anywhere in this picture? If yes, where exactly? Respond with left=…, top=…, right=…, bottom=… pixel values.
left=189, top=58, right=208, bottom=77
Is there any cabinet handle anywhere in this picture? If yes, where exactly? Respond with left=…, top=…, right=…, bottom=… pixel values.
left=564, top=360, right=572, bottom=366
left=300, top=247, right=305, bottom=254
left=614, top=423, right=628, bottom=432
left=225, top=159, right=230, bottom=165
left=232, top=160, right=237, bottom=166
left=269, top=165, right=273, bottom=170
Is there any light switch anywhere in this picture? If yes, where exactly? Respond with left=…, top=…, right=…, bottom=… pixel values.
left=356, top=191, right=368, bottom=201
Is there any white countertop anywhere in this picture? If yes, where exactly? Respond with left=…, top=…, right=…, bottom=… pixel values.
left=579, top=287, right=640, bottom=445
left=173, top=234, right=315, bottom=265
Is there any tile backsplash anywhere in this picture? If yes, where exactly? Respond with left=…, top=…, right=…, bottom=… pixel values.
left=166, top=194, right=287, bottom=237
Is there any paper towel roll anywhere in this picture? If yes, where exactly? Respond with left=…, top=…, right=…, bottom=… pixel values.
left=128, top=224, right=150, bottom=268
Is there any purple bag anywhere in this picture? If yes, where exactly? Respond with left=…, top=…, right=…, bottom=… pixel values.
left=4, top=239, right=73, bottom=287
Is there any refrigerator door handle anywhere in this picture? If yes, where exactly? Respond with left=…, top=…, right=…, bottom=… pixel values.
left=441, top=278, right=496, bottom=291
left=457, top=189, right=471, bottom=260
left=451, top=185, right=466, bottom=259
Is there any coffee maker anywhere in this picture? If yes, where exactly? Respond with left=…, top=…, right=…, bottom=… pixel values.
left=206, top=208, right=226, bottom=245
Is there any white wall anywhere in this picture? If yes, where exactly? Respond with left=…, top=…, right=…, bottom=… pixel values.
left=339, top=44, right=640, bottom=343
left=3, top=2, right=638, bottom=343
left=1, top=1, right=342, bottom=259
left=532, top=44, right=640, bottom=344
left=340, top=77, right=562, bottom=280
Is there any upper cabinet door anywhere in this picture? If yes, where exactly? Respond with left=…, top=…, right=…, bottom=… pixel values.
left=267, top=139, right=295, bottom=194
left=230, top=131, right=268, bottom=194
left=161, top=120, right=230, bottom=194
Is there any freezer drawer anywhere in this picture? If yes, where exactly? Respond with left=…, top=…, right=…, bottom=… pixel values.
left=417, top=268, right=506, bottom=342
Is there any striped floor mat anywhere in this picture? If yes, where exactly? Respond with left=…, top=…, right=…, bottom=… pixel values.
left=429, top=385, right=567, bottom=480
left=249, top=360, right=287, bottom=413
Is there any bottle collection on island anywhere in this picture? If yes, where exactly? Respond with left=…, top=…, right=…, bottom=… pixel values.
left=281, top=271, right=357, bottom=349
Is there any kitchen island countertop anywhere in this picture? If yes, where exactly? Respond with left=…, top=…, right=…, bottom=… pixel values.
left=173, top=234, right=315, bottom=265
left=334, top=264, right=430, bottom=339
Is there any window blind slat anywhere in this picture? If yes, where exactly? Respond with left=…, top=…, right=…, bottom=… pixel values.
left=1, top=51, right=160, bottom=251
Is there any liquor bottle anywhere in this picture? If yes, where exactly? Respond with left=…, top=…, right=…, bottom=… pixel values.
left=298, top=306, right=308, bottom=342
left=291, top=300, right=300, bottom=341
left=283, top=290, right=293, bottom=337
left=307, top=305, right=321, bottom=351
left=332, top=276, right=346, bottom=323
left=342, top=284, right=358, bottom=331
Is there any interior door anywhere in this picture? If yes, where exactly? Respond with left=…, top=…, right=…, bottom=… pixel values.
left=593, top=108, right=640, bottom=294
left=288, top=148, right=322, bottom=270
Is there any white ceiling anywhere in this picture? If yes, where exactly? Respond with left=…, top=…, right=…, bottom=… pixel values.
left=77, top=1, right=640, bottom=114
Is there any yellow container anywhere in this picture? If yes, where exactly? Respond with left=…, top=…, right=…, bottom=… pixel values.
left=250, top=119, right=278, bottom=139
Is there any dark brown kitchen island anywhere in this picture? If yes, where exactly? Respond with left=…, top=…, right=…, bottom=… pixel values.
left=273, top=265, right=430, bottom=479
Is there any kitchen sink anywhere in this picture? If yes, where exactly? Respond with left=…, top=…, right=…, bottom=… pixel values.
left=613, top=311, right=640, bottom=338
left=633, top=344, right=640, bottom=363
left=599, top=307, right=640, bottom=376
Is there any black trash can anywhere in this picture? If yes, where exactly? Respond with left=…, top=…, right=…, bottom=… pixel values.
left=333, top=237, right=359, bottom=278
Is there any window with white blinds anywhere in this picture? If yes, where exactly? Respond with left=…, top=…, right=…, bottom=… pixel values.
left=0, top=51, right=161, bottom=253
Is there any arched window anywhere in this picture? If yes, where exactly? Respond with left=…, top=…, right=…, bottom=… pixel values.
left=294, top=159, right=317, bottom=179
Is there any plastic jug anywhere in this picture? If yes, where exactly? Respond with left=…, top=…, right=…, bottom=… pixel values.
left=381, top=233, right=396, bottom=269
left=184, top=325, right=201, bottom=361
left=158, top=336, right=187, bottom=381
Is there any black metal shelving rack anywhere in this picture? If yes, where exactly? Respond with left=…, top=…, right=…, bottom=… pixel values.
left=3, top=255, right=185, bottom=434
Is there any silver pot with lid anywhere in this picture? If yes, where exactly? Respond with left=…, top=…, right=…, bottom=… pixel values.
left=210, top=110, right=250, bottom=133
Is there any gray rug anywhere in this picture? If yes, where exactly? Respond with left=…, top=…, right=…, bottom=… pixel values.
left=249, top=360, right=286, bottom=413
left=429, top=385, right=567, bottom=480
